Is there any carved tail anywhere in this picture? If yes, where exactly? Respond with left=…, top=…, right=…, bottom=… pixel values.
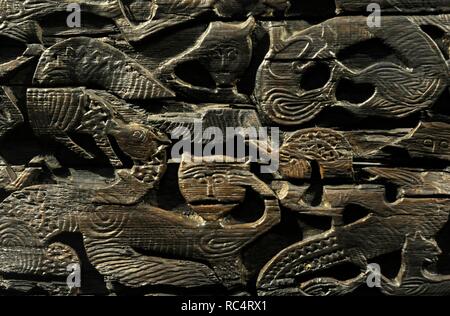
left=257, top=230, right=351, bottom=291
left=0, top=186, right=81, bottom=278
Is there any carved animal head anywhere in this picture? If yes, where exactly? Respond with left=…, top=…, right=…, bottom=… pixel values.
left=0, top=21, right=42, bottom=81
left=255, top=16, right=448, bottom=126
left=119, top=0, right=157, bottom=21
left=404, top=232, right=442, bottom=266
left=106, top=119, right=171, bottom=162
left=161, top=17, right=256, bottom=103
left=195, top=17, right=255, bottom=87
left=179, top=156, right=249, bottom=221
left=396, top=122, right=450, bottom=161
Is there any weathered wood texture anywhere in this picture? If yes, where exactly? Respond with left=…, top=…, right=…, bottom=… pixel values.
left=336, top=0, right=450, bottom=14
left=0, top=0, right=449, bottom=296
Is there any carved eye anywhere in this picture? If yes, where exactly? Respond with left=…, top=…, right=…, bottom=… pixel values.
left=440, top=141, right=448, bottom=149
left=132, top=130, right=145, bottom=142
left=213, top=45, right=238, bottom=61
left=193, top=173, right=207, bottom=183
left=292, top=61, right=306, bottom=74
left=227, top=49, right=238, bottom=60
left=213, top=174, right=226, bottom=184
left=423, top=139, right=434, bottom=148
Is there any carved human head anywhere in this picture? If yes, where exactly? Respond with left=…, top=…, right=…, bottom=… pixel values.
left=179, top=155, right=249, bottom=221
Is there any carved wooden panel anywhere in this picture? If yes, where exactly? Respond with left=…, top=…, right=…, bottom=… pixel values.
left=0, top=0, right=450, bottom=296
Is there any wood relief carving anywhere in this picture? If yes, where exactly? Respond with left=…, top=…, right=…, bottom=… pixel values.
left=335, top=0, right=450, bottom=14
left=157, top=17, right=256, bottom=103
left=279, top=128, right=354, bottom=180
left=255, top=16, right=448, bottom=126
left=0, top=0, right=449, bottom=296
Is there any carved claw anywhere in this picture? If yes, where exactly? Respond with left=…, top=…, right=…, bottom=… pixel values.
left=4, top=167, right=41, bottom=192
left=78, top=104, right=110, bottom=134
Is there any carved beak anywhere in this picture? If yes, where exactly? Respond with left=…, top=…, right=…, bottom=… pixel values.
left=0, top=42, right=43, bottom=84
left=0, top=56, right=34, bottom=83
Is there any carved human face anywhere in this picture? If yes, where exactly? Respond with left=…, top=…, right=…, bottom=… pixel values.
left=121, top=0, right=156, bottom=21
left=189, top=18, right=255, bottom=87
left=207, top=42, right=244, bottom=86
left=179, top=159, right=248, bottom=221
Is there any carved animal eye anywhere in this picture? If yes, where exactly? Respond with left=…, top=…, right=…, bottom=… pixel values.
left=292, top=61, right=306, bottom=74
left=440, top=141, right=448, bottom=149
left=132, top=130, right=145, bottom=141
left=423, top=139, right=434, bottom=147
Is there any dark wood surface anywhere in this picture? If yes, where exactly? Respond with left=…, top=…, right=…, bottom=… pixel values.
left=0, top=0, right=449, bottom=296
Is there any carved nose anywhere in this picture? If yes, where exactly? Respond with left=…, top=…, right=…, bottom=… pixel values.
left=221, top=55, right=229, bottom=69
left=215, top=74, right=233, bottom=87
left=206, top=178, right=215, bottom=197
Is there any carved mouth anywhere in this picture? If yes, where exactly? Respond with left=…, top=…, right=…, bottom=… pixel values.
left=421, top=256, right=441, bottom=280
left=422, top=256, right=440, bottom=275
left=189, top=204, right=239, bottom=221
left=190, top=200, right=237, bottom=205
left=424, top=257, right=439, bottom=265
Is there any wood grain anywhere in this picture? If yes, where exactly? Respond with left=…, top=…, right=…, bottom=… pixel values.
left=0, top=0, right=449, bottom=296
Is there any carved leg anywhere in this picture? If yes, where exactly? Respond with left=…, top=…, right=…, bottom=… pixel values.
left=54, top=135, right=95, bottom=160
left=79, top=101, right=123, bottom=166
left=92, top=132, right=123, bottom=168
left=5, top=167, right=42, bottom=192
